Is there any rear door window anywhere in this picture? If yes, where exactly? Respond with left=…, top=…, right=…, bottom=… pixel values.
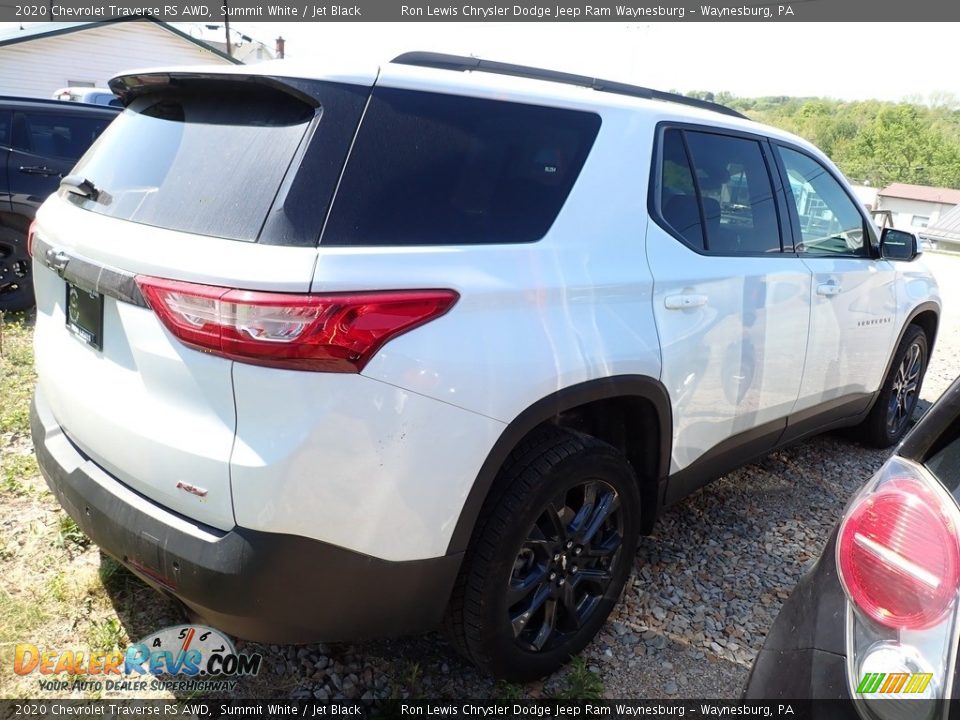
left=0, top=110, right=10, bottom=148
left=656, top=127, right=782, bottom=254
left=322, top=88, right=601, bottom=246
left=13, top=112, right=111, bottom=160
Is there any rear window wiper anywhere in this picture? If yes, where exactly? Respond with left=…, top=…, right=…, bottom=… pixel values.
left=60, top=175, right=101, bottom=202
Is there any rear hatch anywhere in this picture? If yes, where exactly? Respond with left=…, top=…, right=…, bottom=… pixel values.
left=31, top=69, right=372, bottom=530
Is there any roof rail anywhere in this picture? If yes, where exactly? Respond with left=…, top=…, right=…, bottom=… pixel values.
left=0, top=95, right=120, bottom=111
left=391, top=52, right=748, bottom=120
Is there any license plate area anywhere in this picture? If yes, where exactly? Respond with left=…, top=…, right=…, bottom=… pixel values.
left=65, top=283, right=104, bottom=350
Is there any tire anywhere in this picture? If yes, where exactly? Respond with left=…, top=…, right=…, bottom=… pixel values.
left=445, top=427, right=641, bottom=681
left=857, top=325, right=928, bottom=448
left=0, top=228, right=34, bottom=312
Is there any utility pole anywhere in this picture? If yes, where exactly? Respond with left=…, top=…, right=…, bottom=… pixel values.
left=222, top=3, right=232, bottom=57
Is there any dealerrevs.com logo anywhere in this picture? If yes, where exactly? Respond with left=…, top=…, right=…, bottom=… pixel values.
left=14, top=624, right=262, bottom=693
left=856, top=672, right=934, bottom=695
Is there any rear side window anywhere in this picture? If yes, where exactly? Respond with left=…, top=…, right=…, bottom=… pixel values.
left=659, top=129, right=704, bottom=249
left=656, top=127, right=781, bottom=254
left=322, top=89, right=601, bottom=246
left=65, top=82, right=317, bottom=242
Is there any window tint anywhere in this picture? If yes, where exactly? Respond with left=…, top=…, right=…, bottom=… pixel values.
left=684, top=131, right=781, bottom=254
left=659, top=129, right=704, bottom=250
left=0, top=110, right=10, bottom=147
left=778, top=146, right=866, bottom=256
left=66, top=83, right=316, bottom=242
left=15, top=112, right=110, bottom=160
left=322, top=89, right=601, bottom=246
left=656, top=128, right=781, bottom=254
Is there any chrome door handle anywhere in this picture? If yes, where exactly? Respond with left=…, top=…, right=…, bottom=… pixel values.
left=817, top=282, right=842, bottom=297
left=664, top=293, right=708, bottom=310
left=19, top=166, right=61, bottom=177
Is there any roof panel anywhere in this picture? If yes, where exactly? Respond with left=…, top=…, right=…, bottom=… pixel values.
left=878, top=182, right=960, bottom=205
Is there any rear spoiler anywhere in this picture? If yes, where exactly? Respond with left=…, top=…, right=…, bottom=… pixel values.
left=108, top=71, right=327, bottom=108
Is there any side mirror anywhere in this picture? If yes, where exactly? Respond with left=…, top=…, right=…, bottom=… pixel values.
left=880, top=228, right=918, bottom=261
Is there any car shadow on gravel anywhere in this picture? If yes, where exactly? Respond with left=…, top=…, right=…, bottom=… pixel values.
left=621, top=431, right=891, bottom=696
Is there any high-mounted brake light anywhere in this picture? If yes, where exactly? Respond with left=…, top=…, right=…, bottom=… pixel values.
left=136, top=276, right=458, bottom=373
left=838, top=474, right=960, bottom=630
left=27, top=220, right=37, bottom=257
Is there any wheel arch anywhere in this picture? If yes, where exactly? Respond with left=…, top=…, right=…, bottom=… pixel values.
left=862, top=301, right=940, bottom=420
left=445, top=375, right=673, bottom=555
left=885, top=301, right=940, bottom=382
left=908, top=304, right=939, bottom=357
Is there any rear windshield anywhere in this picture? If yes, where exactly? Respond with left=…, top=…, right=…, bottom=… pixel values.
left=64, top=82, right=316, bottom=242
left=322, top=88, right=601, bottom=246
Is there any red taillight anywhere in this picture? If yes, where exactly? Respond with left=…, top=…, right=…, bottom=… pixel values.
left=838, top=477, right=960, bottom=630
left=136, top=276, right=458, bottom=373
left=27, top=220, right=37, bottom=257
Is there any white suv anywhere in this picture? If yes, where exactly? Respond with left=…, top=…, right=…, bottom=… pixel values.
left=29, top=53, right=940, bottom=680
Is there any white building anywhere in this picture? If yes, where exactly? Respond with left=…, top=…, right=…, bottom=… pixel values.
left=849, top=183, right=878, bottom=211
left=0, top=19, right=239, bottom=99
left=875, top=183, right=960, bottom=231
left=922, top=204, right=960, bottom=252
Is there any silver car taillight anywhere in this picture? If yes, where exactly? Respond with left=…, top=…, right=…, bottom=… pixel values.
left=838, top=456, right=960, bottom=720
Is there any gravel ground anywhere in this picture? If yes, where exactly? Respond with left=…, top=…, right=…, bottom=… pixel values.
left=249, top=251, right=960, bottom=701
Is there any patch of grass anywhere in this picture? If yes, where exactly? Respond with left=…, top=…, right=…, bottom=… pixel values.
left=86, top=617, right=125, bottom=654
left=554, top=656, right=604, bottom=700
left=1, top=452, right=38, bottom=496
left=494, top=680, right=526, bottom=700
left=97, top=554, right=136, bottom=595
left=391, top=660, right=423, bottom=698
left=47, top=571, right=69, bottom=603
left=0, top=588, right=49, bottom=648
left=0, top=312, right=36, bottom=437
left=55, top=515, right=90, bottom=550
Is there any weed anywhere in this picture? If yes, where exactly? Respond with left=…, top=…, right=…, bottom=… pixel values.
left=554, top=656, right=604, bottom=700
left=494, top=680, right=526, bottom=700
left=97, top=554, right=135, bottom=595
left=1, top=453, right=37, bottom=497
left=87, top=617, right=125, bottom=653
left=56, top=515, right=90, bottom=550
left=0, top=588, right=48, bottom=652
left=47, top=572, right=69, bottom=603
left=391, top=660, right=423, bottom=699
left=0, top=312, right=35, bottom=436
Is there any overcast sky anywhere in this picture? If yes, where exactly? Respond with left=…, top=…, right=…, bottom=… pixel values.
left=223, top=22, right=958, bottom=103
left=2, top=21, right=956, bottom=102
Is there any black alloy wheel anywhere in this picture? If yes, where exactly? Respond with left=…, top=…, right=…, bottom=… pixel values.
left=445, top=428, right=640, bottom=681
left=886, top=335, right=925, bottom=438
left=0, top=229, right=34, bottom=312
left=859, top=324, right=928, bottom=448
left=509, top=479, right=624, bottom=653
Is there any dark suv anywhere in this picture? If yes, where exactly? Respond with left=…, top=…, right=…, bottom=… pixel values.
left=0, top=97, right=117, bottom=311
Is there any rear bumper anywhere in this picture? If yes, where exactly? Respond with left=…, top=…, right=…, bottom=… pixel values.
left=31, top=387, right=463, bottom=643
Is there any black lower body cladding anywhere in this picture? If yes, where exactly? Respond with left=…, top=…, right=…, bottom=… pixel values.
left=31, top=389, right=462, bottom=643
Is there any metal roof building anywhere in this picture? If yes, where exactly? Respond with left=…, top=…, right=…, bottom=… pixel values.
left=922, top=203, right=960, bottom=251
